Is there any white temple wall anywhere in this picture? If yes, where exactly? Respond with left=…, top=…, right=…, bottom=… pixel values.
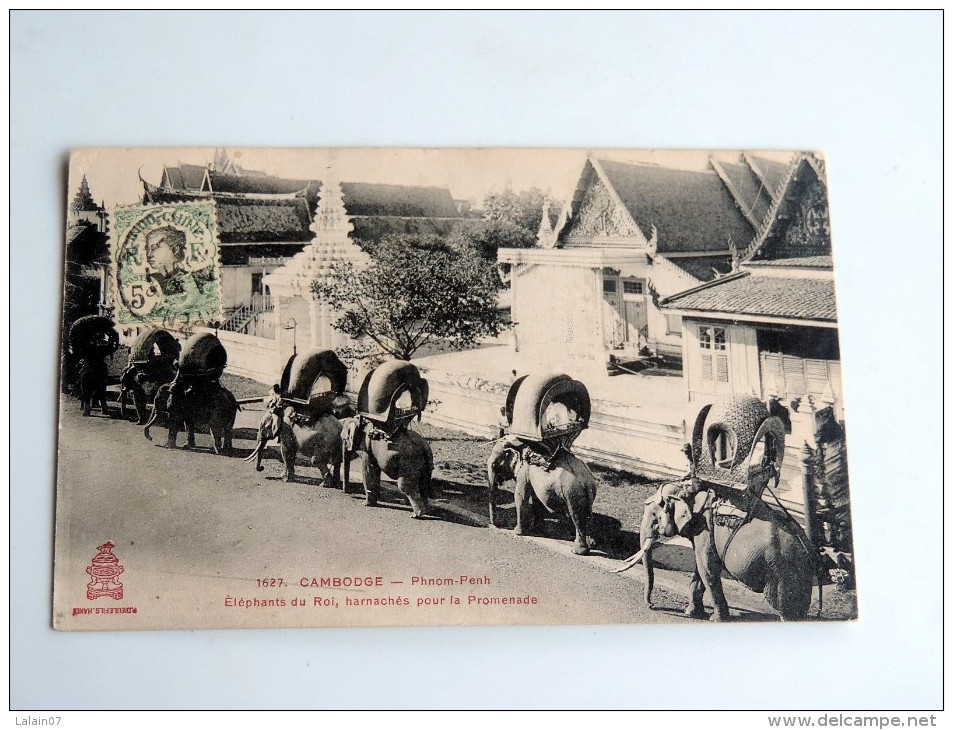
left=273, top=295, right=312, bottom=354
left=644, top=257, right=701, bottom=357
left=513, top=265, right=604, bottom=378
left=219, top=267, right=245, bottom=311
left=419, top=367, right=687, bottom=479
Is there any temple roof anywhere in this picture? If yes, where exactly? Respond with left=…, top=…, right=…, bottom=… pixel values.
left=350, top=215, right=479, bottom=244
left=594, top=159, right=757, bottom=254
left=745, top=255, right=832, bottom=269
left=65, top=220, right=109, bottom=264
left=666, top=254, right=735, bottom=281
left=742, top=153, right=831, bottom=263
left=142, top=172, right=469, bottom=251
left=70, top=175, right=102, bottom=212
left=340, top=183, right=464, bottom=218
left=142, top=187, right=313, bottom=243
left=748, top=154, right=791, bottom=198
left=709, top=155, right=776, bottom=227
left=661, top=271, right=837, bottom=324
left=216, top=198, right=313, bottom=242
left=161, top=164, right=208, bottom=191
left=208, top=171, right=317, bottom=196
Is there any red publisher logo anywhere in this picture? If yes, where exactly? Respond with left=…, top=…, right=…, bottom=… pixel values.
left=85, top=541, right=124, bottom=600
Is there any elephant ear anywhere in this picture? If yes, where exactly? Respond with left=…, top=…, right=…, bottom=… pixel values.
left=673, top=491, right=709, bottom=537
left=672, top=499, right=694, bottom=536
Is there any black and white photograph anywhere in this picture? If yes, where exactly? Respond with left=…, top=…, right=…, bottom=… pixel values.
left=54, top=146, right=856, bottom=630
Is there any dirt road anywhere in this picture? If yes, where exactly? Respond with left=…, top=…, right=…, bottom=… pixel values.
left=54, top=400, right=730, bottom=630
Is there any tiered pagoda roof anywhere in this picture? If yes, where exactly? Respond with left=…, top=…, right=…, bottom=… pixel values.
left=661, top=152, right=836, bottom=327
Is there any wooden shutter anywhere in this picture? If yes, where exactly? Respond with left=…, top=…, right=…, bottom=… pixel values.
left=714, top=354, right=729, bottom=383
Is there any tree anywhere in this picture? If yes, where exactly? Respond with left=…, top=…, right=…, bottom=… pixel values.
left=481, top=186, right=559, bottom=233
left=446, top=219, right=535, bottom=261
left=311, top=235, right=508, bottom=361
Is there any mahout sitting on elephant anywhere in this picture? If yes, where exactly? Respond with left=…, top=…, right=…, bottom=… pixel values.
left=487, top=372, right=598, bottom=555
left=244, top=349, right=349, bottom=484
left=143, top=332, right=238, bottom=454
left=119, top=328, right=180, bottom=424
left=617, top=396, right=820, bottom=621
left=67, top=315, right=120, bottom=416
left=341, top=361, right=433, bottom=518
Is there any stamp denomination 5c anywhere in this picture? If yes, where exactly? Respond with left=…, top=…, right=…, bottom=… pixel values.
left=111, top=201, right=222, bottom=327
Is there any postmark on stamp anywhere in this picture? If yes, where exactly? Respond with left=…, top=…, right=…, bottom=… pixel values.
left=110, top=201, right=222, bottom=328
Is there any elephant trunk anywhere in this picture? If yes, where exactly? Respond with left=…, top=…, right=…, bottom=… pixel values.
left=640, top=537, right=657, bottom=608
left=143, top=406, right=160, bottom=441
left=613, top=538, right=657, bottom=606
left=486, top=437, right=515, bottom=529
left=243, top=432, right=268, bottom=471
left=340, top=417, right=357, bottom=494
left=341, top=444, right=352, bottom=493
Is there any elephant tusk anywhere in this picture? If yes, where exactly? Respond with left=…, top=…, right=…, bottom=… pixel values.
left=243, top=443, right=263, bottom=462
left=613, top=549, right=645, bottom=572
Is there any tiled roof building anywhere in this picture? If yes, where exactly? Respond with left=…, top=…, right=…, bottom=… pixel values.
left=142, top=160, right=473, bottom=323
left=497, top=153, right=792, bottom=372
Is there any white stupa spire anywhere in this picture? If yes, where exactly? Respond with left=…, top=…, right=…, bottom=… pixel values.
left=264, top=174, right=369, bottom=298
left=264, top=171, right=372, bottom=350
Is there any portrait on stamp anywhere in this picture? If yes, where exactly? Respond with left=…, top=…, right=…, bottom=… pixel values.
left=111, top=201, right=222, bottom=328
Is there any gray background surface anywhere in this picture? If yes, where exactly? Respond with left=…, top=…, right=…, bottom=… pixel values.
left=10, top=10, right=943, bottom=710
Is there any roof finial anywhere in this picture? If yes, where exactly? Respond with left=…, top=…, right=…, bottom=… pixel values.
left=645, top=224, right=658, bottom=254
left=70, top=174, right=100, bottom=212
left=536, top=200, right=557, bottom=248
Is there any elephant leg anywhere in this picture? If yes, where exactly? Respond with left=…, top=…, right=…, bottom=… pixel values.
left=282, top=439, right=298, bottom=482
left=398, top=469, right=430, bottom=519
left=186, top=423, right=196, bottom=449
left=362, top=458, right=381, bottom=507
left=166, top=421, right=179, bottom=449
left=513, top=467, right=534, bottom=536
left=642, top=544, right=656, bottom=609
left=310, top=456, right=330, bottom=484
left=327, top=446, right=342, bottom=489
left=684, top=567, right=708, bottom=619
left=222, top=423, right=234, bottom=456
left=133, top=390, right=149, bottom=425
left=566, top=493, right=593, bottom=556
left=341, top=448, right=353, bottom=494
left=694, top=533, right=731, bottom=622
left=770, top=565, right=812, bottom=621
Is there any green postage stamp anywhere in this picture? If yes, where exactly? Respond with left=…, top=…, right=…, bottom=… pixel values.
left=111, top=201, right=222, bottom=327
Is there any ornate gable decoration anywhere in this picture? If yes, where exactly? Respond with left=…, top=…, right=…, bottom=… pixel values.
left=779, top=178, right=831, bottom=256
left=564, top=176, right=641, bottom=242
left=743, top=153, right=832, bottom=263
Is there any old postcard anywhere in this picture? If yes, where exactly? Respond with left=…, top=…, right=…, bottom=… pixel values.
left=54, top=147, right=857, bottom=630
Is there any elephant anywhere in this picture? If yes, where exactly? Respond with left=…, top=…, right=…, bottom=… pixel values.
left=613, top=482, right=684, bottom=608
left=619, top=481, right=818, bottom=621
left=143, top=379, right=239, bottom=454
left=342, top=418, right=435, bottom=518
left=119, top=328, right=180, bottom=424
left=341, top=360, right=434, bottom=518
left=244, top=347, right=351, bottom=483
left=67, top=315, right=119, bottom=416
left=244, top=405, right=343, bottom=484
left=77, top=358, right=110, bottom=416
left=487, top=435, right=598, bottom=555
